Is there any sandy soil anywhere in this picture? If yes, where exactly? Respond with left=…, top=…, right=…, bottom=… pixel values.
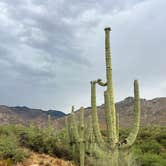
left=16, top=152, right=75, bottom=166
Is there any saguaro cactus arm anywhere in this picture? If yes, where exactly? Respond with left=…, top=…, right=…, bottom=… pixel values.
left=71, top=106, right=79, bottom=142
left=47, top=114, right=52, bottom=135
left=65, top=117, right=70, bottom=144
left=86, top=116, right=95, bottom=156
left=121, top=80, right=140, bottom=148
left=91, top=81, right=104, bottom=145
left=68, top=106, right=86, bottom=165
left=96, top=79, right=107, bottom=86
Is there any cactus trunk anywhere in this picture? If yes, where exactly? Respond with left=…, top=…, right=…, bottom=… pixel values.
left=105, top=27, right=117, bottom=147
left=104, top=90, right=112, bottom=143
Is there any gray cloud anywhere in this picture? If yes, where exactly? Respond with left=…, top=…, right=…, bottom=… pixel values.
left=0, top=0, right=165, bottom=112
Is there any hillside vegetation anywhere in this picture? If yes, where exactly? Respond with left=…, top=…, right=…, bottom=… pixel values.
left=0, top=124, right=165, bottom=166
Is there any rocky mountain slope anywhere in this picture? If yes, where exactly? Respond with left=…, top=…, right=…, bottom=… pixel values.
left=0, top=97, right=166, bottom=128
left=0, top=105, right=66, bottom=127
left=56, top=97, right=166, bottom=129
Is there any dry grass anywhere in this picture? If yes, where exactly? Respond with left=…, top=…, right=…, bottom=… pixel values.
left=16, top=151, right=75, bottom=166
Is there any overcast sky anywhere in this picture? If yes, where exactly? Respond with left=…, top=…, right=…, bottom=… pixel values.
left=0, top=0, right=165, bottom=113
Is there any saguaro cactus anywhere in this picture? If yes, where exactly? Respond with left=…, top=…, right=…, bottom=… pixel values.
left=90, top=27, right=141, bottom=155
left=66, top=106, right=85, bottom=166
left=47, top=114, right=52, bottom=135
left=67, top=27, right=141, bottom=166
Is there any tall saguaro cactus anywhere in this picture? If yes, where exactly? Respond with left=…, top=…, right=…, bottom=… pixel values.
left=91, top=27, right=141, bottom=153
left=104, top=27, right=118, bottom=147
left=67, top=27, right=141, bottom=166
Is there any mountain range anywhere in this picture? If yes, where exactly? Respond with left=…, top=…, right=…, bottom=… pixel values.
left=0, top=97, right=166, bottom=128
left=0, top=105, right=65, bottom=127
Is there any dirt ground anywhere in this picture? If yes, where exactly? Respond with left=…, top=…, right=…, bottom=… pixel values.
left=16, top=151, right=75, bottom=166
left=0, top=150, right=72, bottom=166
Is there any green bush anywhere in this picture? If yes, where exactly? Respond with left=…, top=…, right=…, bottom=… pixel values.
left=138, top=153, right=166, bottom=166
left=133, top=126, right=166, bottom=166
left=0, top=124, right=166, bottom=165
left=18, top=125, right=72, bottom=160
left=0, top=135, right=28, bottom=162
left=139, top=140, right=163, bottom=154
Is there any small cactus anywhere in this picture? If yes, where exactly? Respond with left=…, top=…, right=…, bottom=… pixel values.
left=66, top=106, right=85, bottom=166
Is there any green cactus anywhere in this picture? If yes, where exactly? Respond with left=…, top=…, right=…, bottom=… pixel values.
left=67, top=27, right=141, bottom=166
left=121, top=80, right=140, bottom=148
left=90, top=27, right=141, bottom=164
left=91, top=81, right=104, bottom=146
left=65, top=116, right=70, bottom=145
left=85, top=116, right=95, bottom=157
left=47, top=113, right=52, bottom=135
left=79, top=107, right=85, bottom=166
left=66, top=106, right=85, bottom=166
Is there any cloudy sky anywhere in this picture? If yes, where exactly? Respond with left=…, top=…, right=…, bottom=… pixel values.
left=0, top=0, right=165, bottom=113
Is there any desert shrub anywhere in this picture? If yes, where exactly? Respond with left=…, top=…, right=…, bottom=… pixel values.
left=133, top=127, right=166, bottom=166
left=18, top=125, right=72, bottom=160
left=19, top=127, right=47, bottom=152
left=0, top=135, right=28, bottom=163
left=155, top=132, right=166, bottom=147
left=139, top=139, right=163, bottom=154
left=137, top=153, right=166, bottom=166
left=0, top=125, right=16, bottom=136
left=1, top=124, right=166, bottom=165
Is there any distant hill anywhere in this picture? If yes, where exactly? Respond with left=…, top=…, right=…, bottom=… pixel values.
left=0, top=105, right=66, bottom=127
left=56, top=97, right=166, bottom=129
left=0, top=97, right=166, bottom=128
